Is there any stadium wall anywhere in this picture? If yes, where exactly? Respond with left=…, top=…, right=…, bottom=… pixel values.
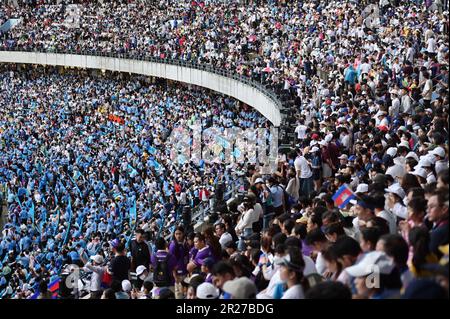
left=0, top=51, right=282, bottom=127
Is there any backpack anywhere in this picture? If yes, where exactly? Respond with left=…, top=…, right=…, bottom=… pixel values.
left=153, top=254, right=171, bottom=287
left=276, top=184, right=292, bottom=211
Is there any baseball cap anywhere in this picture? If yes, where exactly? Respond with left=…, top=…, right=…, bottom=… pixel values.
left=136, top=265, right=147, bottom=277
left=397, top=141, right=410, bottom=149
left=109, top=238, right=120, bottom=249
left=351, top=196, right=375, bottom=210
left=412, top=167, right=427, bottom=179
left=386, top=147, right=397, bottom=157
left=122, top=280, right=132, bottom=292
left=405, top=152, right=419, bottom=162
left=429, top=147, right=445, bottom=158
left=254, top=178, right=264, bottom=184
left=310, top=146, right=319, bottom=153
left=386, top=164, right=405, bottom=179
left=222, top=277, right=257, bottom=299
left=275, top=254, right=305, bottom=272
left=385, top=184, right=406, bottom=199
left=338, top=154, right=348, bottom=160
left=345, top=251, right=395, bottom=277
left=202, top=257, right=215, bottom=269
left=196, top=282, right=220, bottom=299
left=90, top=255, right=104, bottom=264
left=355, top=184, right=369, bottom=194
left=417, top=157, right=433, bottom=168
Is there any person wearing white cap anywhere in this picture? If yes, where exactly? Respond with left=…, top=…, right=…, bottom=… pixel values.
left=411, top=167, right=428, bottom=186
left=136, top=265, right=152, bottom=284
left=116, top=280, right=132, bottom=299
left=397, top=140, right=410, bottom=151
left=355, top=183, right=369, bottom=195
left=416, top=158, right=437, bottom=184
left=386, top=147, right=397, bottom=158
left=405, top=151, right=419, bottom=163
left=429, top=146, right=448, bottom=175
left=196, top=282, right=220, bottom=299
left=385, top=184, right=407, bottom=220
left=223, top=277, right=258, bottom=299
left=338, top=154, right=348, bottom=167
left=385, top=163, right=405, bottom=181
left=81, top=254, right=105, bottom=299
left=347, top=251, right=397, bottom=299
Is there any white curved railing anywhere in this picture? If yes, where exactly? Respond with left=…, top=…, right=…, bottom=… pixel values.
left=0, top=50, right=282, bottom=127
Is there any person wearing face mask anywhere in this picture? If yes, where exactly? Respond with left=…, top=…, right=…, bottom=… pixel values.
left=135, top=265, right=153, bottom=287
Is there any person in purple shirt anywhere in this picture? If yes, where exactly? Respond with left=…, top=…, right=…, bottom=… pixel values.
left=187, top=233, right=213, bottom=274
left=201, top=257, right=215, bottom=283
left=168, top=226, right=190, bottom=275
left=150, top=237, right=178, bottom=287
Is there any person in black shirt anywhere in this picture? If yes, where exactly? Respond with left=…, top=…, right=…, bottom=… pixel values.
left=108, top=239, right=131, bottom=283
left=130, top=229, right=151, bottom=272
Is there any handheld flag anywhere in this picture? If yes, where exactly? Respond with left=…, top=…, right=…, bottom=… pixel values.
left=332, top=184, right=356, bottom=209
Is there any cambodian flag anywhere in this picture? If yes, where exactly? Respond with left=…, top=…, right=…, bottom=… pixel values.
left=48, top=279, right=59, bottom=298
left=28, top=279, right=59, bottom=299
left=332, top=184, right=356, bottom=209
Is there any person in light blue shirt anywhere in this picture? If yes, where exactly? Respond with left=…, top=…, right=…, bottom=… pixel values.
left=344, top=64, right=357, bottom=86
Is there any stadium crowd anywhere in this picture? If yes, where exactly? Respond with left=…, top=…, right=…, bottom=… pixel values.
left=0, top=0, right=448, bottom=300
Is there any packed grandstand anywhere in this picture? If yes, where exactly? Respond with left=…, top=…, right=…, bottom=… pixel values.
left=0, top=0, right=448, bottom=300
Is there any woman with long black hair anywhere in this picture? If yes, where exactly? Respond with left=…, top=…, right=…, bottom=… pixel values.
left=168, top=225, right=190, bottom=276
left=408, top=226, right=439, bottom=278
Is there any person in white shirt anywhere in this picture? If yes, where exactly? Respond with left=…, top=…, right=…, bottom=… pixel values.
left=376, top=111, right=389, bottom=128
left=390, top=92, right=401, bottom=118
left=294, top=148, right=313, bottom=197
left=430, top=147, right=448, bottom=175
left=406, top=45, right=415, bottom=64
left=278, top=250, right=306, bottom=299
left=386, top=185, right=408, bottom=220
left=235, top=200, right=259, bottom=251
left=340, top=128, right=351, bottom=151
left=81, top=254, right=105, bottom=299
left=426, top=35, right=437, bottom=54
left=295, top=120, right=308, bottom=141
left=400, top=88, right=412, bottom=114
left=422, top=72, right=433, bottom=107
